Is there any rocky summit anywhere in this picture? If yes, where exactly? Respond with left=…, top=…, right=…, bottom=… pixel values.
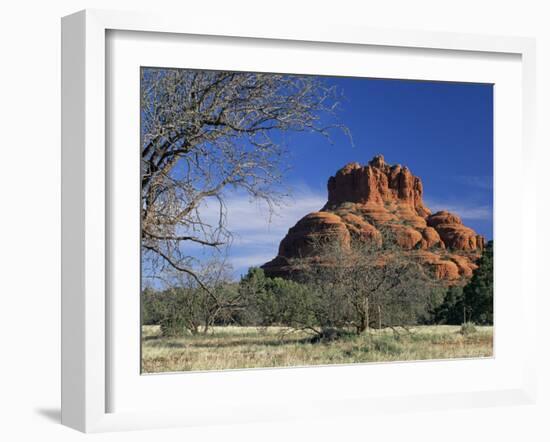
left=262, top=154, right=486, bottom=283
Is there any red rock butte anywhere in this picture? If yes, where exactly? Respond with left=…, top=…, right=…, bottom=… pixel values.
left=262, top=154, right=486, bottom=282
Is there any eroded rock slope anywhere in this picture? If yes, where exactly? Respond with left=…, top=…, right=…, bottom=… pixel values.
left=262, top=155, right=485, bottom=282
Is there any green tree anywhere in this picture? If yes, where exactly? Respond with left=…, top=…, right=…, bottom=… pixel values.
left=433, top=285, right=465, bottom=325
left=420, top=285, right=447, bottom=324
left=286, top=233, right=433, bottom=335
left=463, top=240, right=493, bottom=325
left=141, top=287, right=170, bottom=325
left=433, top=240, right=493, bottom=325
left=239, top=267, right=317, bottom=330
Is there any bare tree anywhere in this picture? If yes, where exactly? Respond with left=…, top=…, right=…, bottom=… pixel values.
left=289, top=231, right=434, bottom=335
left=159, top=257, right=244, bottom=336
left=140, top=68, right=348, bottom=286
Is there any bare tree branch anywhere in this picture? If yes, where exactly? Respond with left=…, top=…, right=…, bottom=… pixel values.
left=141, top=68, right=349, bottom=284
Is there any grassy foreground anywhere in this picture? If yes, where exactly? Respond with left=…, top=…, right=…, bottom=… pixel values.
left=141, top=325, right=493, bottom=373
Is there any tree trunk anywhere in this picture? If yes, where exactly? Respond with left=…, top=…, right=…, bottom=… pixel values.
left=365, top=297, right=369, bottom=332
left=357, top=297, right=370, bottom=334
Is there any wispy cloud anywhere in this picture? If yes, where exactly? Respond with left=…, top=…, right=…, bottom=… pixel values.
left=197, top=187, right=492, bottom=276
left=454, top=175, right=493, bottom=191
left=425, top=198, right=492, bottom=221
left=198, top=185, right=326, bottom=275
left=228, top=254, right=279, bottom=270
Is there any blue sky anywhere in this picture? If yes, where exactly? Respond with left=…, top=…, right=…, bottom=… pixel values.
left=213, top=77, right=493, bottom=278
left=144, top=74, right=493, bottom=282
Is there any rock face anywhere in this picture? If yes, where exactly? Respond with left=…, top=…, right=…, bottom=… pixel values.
left=262, top=155, right=486, bottom=283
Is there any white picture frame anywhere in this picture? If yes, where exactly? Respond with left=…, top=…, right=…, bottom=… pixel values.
left=61, top=9, right=537, bottom=433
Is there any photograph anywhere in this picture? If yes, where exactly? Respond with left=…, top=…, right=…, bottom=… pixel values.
left=0, top=0, right=544, bottom=438
left=140, top=68, right=494, bottom=373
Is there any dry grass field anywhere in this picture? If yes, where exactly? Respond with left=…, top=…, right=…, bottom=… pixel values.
left=141, top=325, right=493, bottom=373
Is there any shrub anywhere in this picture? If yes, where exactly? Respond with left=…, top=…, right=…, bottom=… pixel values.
left=159, top=315, right=190, bottom=337
left=309, top=327, right=355, bottom=344
left=240, top=267, right=319, bottom=330
left=372, top=335, right=403, bottom=355
left=141, top=288, right=170, bottom=325
left=419, top=285, right=447, bottom=324
left=153, top=286, right=214, bottom=336
left=460, top=322, right=477, bottom=336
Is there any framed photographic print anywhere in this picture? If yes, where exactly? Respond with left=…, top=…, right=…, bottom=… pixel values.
left=61, top=9, right=537, bottom=433
left=138, top=69, right=494, bottom=374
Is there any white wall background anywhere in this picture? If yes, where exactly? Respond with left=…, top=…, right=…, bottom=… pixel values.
left=0, top=1, right=547, bottom=440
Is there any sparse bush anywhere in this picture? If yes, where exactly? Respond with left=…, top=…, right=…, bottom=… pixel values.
left=289, top=233, right=434, bottom=335
left=159, top=315, right=190, bottom=337
left=309, top=327, right=355, bottom=344
left=372, top=335, right=403, bottom=355
left=240, top=267, right=319, bottom=330
left=460, top=322, right=477, bottom=335
left=238, top=233, right=437, bottom=341
left=155, top=287, right=205, bottom=336
left=152, top=283, right=240, bottom=337
left=145, top=257, right=246, bottom=337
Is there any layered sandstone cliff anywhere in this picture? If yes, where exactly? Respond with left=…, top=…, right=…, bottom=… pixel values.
left=262, top=155, right=486, bottom=282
